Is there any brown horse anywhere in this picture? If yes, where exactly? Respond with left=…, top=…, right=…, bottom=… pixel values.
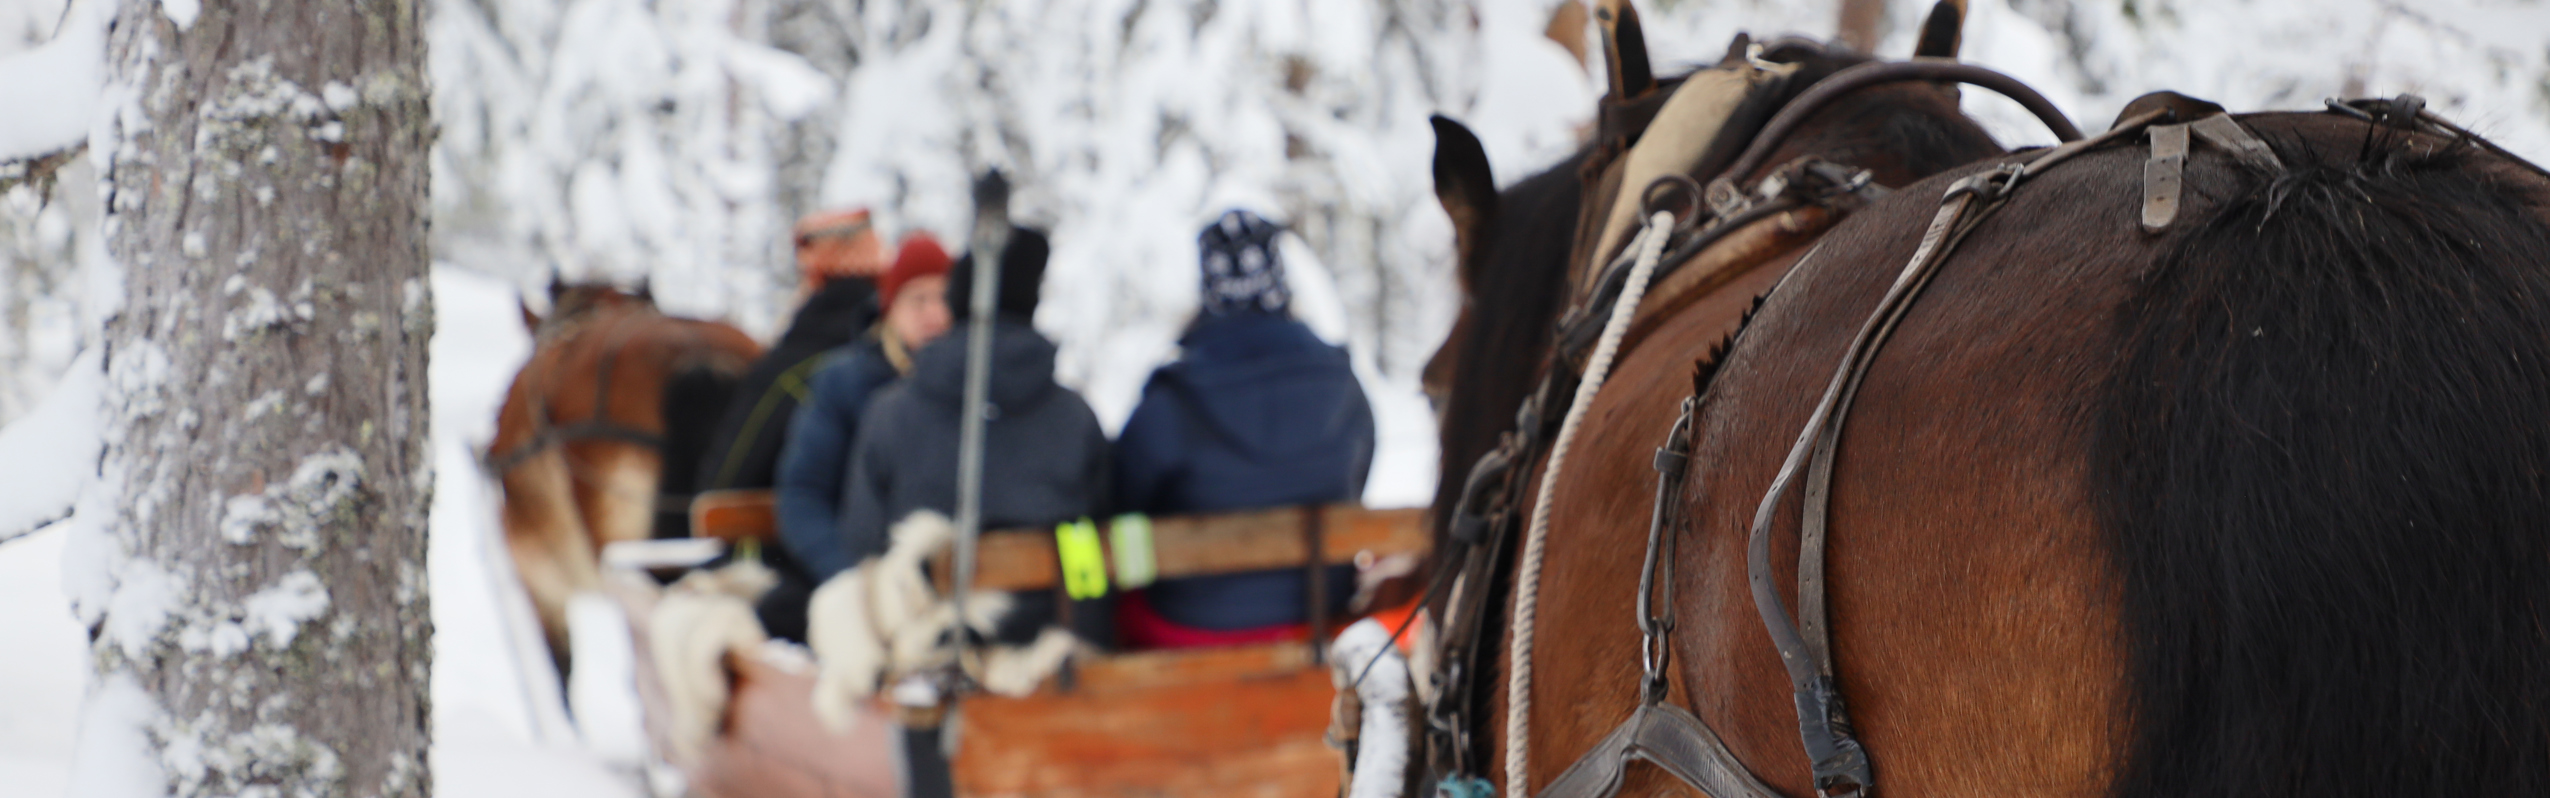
left=1430, top=5, right=2550, bottom=798
left=1421, top=2, right=2015, bottom=787
left=489, top=277, right=761, bottom=669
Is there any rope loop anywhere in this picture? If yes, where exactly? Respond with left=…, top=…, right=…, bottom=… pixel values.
left=1505, top=210, right=1677, bottom=797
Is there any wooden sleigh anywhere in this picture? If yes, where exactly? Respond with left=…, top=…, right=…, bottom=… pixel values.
left=606, top=490, right=1430, bottom=798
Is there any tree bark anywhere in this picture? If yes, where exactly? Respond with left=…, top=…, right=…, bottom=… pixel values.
left=78, top=0, right=434, bottom=792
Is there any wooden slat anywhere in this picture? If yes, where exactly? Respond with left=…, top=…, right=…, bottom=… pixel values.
left=954, top=641, right=1344, bottom=798
left=1062, top=639, right=1317, bottom=695
left=691, top=489, right=777, bottom=544
left=935, top=504, right=1428, bottom=593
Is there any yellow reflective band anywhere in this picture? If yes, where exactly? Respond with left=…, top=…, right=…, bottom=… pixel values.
left=1109, top=514, right=1156, bottom=589
left=1055, top=518, right=1109, bottom=600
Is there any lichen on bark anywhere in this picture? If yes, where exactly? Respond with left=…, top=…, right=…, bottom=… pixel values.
left=79, top=0, right=435, bottom=793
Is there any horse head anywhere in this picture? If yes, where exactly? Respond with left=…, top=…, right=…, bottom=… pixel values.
left=520, top=270, right=661, bottom=335
left=1424, top=0, right=2001, bottom=544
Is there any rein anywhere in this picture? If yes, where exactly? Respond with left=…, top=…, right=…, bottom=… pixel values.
left=1553, top=57, right=2087, bottom=374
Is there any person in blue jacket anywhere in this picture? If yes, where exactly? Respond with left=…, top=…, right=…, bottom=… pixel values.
left=764, top=233, right=953, bottom=641
left=1111, top=209, right=1376, bottom=647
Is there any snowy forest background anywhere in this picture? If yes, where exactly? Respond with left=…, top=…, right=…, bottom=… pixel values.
left=1, top=0, right=2546, bottom=794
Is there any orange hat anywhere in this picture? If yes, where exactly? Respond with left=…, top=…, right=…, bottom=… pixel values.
left=879, top=232, right=954, bottom=309
left=794, top=208, right=889, bottom=284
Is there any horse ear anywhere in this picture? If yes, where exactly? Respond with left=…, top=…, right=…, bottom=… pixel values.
left=1717, top=32, right=1755, bottom=68
left=1595, top=0, right=1655, bottom=103
left=547, top=268, right=566, bottom=303
left=1913, top=0, right=1967, bottom=60
left=1430, top=115, right=1498, bottom=287
left=520, top=297, right=543, bottom=331
left=634, top=276, right=653, bottom=302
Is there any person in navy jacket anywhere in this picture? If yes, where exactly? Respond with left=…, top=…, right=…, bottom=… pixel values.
left=1111, top=210, right=1376, bottom=647
left=763, top=233, right=953, bottom=640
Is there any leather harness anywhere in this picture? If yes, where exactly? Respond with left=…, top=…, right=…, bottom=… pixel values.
left=1422, top=58, right=2333, bottom=798
left=482, top=309, right=674, bottom=481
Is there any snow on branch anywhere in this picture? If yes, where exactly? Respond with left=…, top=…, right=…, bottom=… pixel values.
left=0, top=0, right=108, bottom=164
left=0, top=347, right=103, bottom=545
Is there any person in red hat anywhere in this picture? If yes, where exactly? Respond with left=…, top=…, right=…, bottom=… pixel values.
left=763, top=231, right=955, bottom=640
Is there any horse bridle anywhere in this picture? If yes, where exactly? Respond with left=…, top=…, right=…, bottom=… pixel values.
left=1417, top=61, right=2306, bottom=798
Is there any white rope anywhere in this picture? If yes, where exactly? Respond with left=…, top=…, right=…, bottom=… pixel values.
left=1505, top=212, right=1676, bottom=797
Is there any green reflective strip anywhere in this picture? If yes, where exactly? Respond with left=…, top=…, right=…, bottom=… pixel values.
left=1109, top=514, right=1156, bottom=589
left=711, top=356, right=827, bottom=488
left=1055, top=518, right=1109, bottom=600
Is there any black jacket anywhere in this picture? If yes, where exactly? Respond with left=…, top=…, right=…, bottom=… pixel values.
left=838, top=320, right=1109, bottom=565
left=696, top=278, right=878, bottom=492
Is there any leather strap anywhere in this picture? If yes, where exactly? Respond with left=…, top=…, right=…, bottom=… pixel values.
left=2188, top=113, right=2285, bottom=173
left=2141, top=122, right=2189, bottom=232
left=2142, top=113, right=2286, bottom=234
left=1534, top=704, right=1784, bottom=798
left=1717, top=61, right=2084, bottom=188
left=1763, top=109, right=2172, bottom=797
left=1306, top=506, right=1330, bottom=665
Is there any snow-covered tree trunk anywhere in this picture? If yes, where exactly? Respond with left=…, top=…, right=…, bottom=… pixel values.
left=73, top=0, right=434, bottom=792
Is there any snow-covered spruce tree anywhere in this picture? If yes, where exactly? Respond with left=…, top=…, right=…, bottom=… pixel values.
left=75, top=0, right=433, bottom=791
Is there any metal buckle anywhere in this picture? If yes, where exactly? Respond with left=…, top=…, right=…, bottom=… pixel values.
left=1640, top=625, right=1676, bottom=704
left=1705, top=177, right=1748, bottom=218
left=1945, top=161, right=2026, bottom=202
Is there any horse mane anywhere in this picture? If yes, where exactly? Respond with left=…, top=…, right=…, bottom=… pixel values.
left=2097, top=124, right=2550, bottom=797
left=1430, top=150, right=1587, bottom=532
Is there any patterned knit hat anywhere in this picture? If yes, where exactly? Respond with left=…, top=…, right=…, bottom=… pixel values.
left=1197, top=209, right=1289, bottom=316
left=879, top=232, right=953, bottom=309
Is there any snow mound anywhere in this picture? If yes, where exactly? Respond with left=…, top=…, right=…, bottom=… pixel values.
left=0, top=347, right=99, bottom=543
left=0, top=0, right=103, bottom=161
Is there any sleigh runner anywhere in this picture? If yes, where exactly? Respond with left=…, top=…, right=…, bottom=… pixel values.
left=603, top=492, right=1429, bottom=798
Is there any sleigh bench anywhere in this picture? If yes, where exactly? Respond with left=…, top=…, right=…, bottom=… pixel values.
left=679, top=489, right=1429, bottom=797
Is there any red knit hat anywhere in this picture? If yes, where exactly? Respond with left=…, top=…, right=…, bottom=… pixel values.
left=879, top=232, right=954, bottom=309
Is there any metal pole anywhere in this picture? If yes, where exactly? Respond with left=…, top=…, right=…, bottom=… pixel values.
left=951, top=170, right=1009, bottom=683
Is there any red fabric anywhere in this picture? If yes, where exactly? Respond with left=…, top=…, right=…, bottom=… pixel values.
left=878, top=232, right=953, bottom=309
left=1362, top=600, right=1425, bottom=653
left=1115, top=590, right=1307, bottom=649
